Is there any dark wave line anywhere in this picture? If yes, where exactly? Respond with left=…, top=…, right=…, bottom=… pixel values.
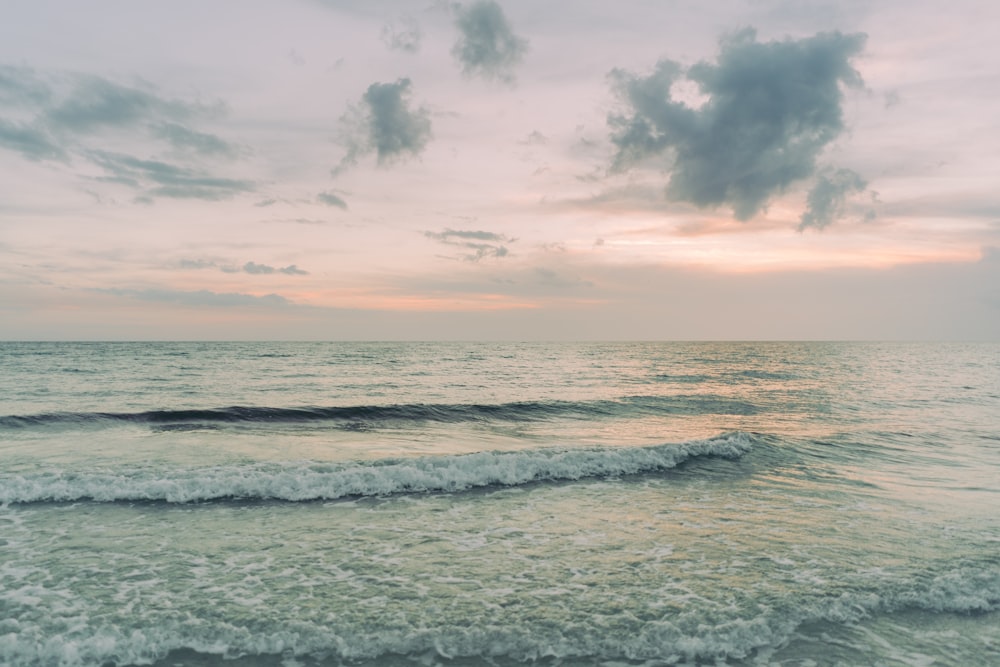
left=0, top=395, right=759, bottom=429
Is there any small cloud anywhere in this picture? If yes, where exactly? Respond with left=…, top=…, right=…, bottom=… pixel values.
left=520, top=130, right=547, bottom=145
left=279, top=264, right=308, bottom=275
left=317, top=191, right=348, bottom=209
left=219, top=261, right=310, bottom=275
left=241, top=261, right=277, bottom=275
left=381, top=16, right=422, bottom=53
left=254, top=198, right=278, bottom=207
left=608, top=28, right=867, bottom=221
left=451, top=0, right=528, bottom=83
left=288, top=49, right=306, bottom=66
left=798, top=168, right=868, bottom=231
left=424, top=227, right=516, bottom=261
left=884, top=90, right=901, bottom=109
left=335, top=78, right=432, bottom=174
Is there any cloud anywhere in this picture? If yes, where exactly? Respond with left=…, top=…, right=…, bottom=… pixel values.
left=44, top=75, right=197, bottom=132
left=177, top=258, right=217, bottom=270
left=520, top=130, right=547, bottom=145
left=237, top=261, right=308, bottom=276
left=187, top=259, right=309, bottom=275
left=150, top=122, right=242, bottom=158
left=451, top=0, right=528, bottom=83
left=381, top=16, right=422, bottom=53
left=0, top=65, right=249, bottom=200
left=317, top=190, right=348, bottom=209
left=0, top=64, right=52, bottom=107
left=424, top=227, right=515, bottom=261
left=608, top=28, right=866, bottom=221
left=86, top=150, right=255, bottom=200
left=99, top=288, right=293, bottom=308
left=0, top=118, right=66, bottom=161
left=798, top=167, right=867, bottom=231
left=335, top=78, right=432, bottom=173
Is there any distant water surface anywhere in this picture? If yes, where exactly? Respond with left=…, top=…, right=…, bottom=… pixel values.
left=1, top=342, right=998, bottom=666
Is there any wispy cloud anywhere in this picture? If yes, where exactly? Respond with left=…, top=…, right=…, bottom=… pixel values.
left=179, top=259, right=309, bottom=275
left=0, top=64, right=250, bottom=200
left=381, top=15, right=422, bottom=53
left=424, top=227, right=516, bottom=261
left=86, top=150, right=255, bottom=200
left=451, top=1, right=528, bottom=83
left=317, top=190, right=348, bottom=209
left=608, top=29, right=866, bottom=221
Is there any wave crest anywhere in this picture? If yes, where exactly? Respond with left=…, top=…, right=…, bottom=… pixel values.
left=0, top=432, right=753, bottom=504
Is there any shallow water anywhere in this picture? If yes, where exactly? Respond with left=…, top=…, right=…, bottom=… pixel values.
left=1, top=342, right=998, bottom=666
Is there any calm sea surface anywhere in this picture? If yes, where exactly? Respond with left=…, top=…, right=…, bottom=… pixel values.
left=1, top=342, right=998, bottom=666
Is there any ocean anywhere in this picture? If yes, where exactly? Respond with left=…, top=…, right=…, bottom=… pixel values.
left=0, top=341, right=998, bottom=666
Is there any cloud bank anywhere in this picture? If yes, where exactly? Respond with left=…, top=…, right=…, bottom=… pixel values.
left=608, top=29, right=866, bottom=221
left=452, top=1, right=528, bottom=83
left=335, top=78, right=432, bottom=173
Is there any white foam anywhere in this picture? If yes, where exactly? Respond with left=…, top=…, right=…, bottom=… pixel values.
left=0, top=432, right=754, bottom=504
left=1, top=564, right=996, bottom=667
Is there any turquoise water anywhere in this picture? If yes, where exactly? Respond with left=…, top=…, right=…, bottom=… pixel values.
left=1, top=342, right=998, bottom=665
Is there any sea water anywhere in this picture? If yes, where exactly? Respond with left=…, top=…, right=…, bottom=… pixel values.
left=0, top=342, right=997, bottom=666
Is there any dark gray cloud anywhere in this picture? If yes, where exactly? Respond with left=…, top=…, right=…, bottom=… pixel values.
left=317, top=191, right=348, bottom=209
left=425, top=227, right=515, bottom=261
left=101, top=288, right=292, bottom=308
left=798, top=167, right=867, bottom=231
left=452, top=0, right=528, bottom=83
left=381, top=16, right=422, bottom=53
left=335, top=78, right=432, bottom=173
left=0, top=65, right=249, bottom=200
left=608, top=29, right=866, bottom=221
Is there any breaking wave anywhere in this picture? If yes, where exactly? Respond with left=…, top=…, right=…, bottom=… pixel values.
left=0, top=432, right=753, bottom=504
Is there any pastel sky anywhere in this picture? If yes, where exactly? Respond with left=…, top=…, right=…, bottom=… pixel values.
left=2, top=0, right=998, bottom=340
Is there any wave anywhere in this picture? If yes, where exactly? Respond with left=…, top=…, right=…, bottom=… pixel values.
left=0, top=432, right=753, bottom=504
left=3, top=564, right=996, bottom=667
left=0, top=395, right=760, bottom=431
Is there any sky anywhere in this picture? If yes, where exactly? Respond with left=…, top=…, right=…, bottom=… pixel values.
left=1, top=0, right=998, bottom=340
